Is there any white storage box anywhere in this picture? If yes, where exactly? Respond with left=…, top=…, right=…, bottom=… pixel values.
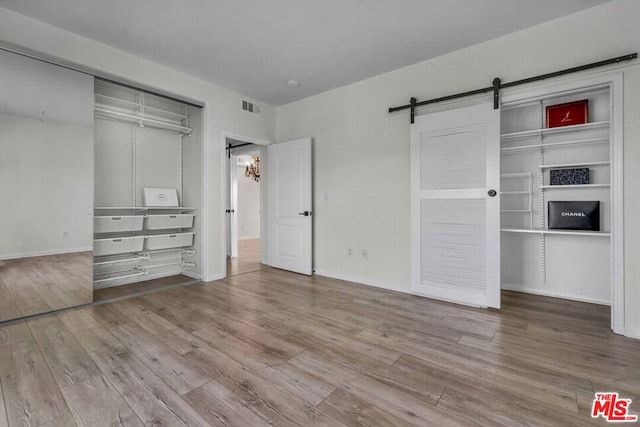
left=145, top=232, right=195, bottom=250
left=144, top=214, right=195, bottom=230
left=94, top=236, right=145, bottom=256
left=143, top=188, right=179, bottom=206
left=94, top=216, right=144, bottom=233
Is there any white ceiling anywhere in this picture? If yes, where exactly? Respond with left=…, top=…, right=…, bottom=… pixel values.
left=0, top=0, right=610, bottom=106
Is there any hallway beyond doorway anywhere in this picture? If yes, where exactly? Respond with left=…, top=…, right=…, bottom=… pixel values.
left=227, top=238, right=269, bottom=276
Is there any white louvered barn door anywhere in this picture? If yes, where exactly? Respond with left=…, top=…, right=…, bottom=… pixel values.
left=410, top=103, right=500, bottom=308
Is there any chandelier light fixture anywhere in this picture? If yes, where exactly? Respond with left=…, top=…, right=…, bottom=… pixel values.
left=245, top=156, right=260, bottom=182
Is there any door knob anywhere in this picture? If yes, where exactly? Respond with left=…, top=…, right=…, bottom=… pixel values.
left=488, top=189, right=497, bottom=197
left=298, top=211, right=311, bottom=216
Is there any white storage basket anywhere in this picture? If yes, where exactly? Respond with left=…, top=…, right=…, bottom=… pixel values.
left=94, top=216, right=144, bottom=233
left=145, top=232, right=195, bottom=250
left=144, top=214, right=195, bottom=230
left=94, top=236, right=145, bottom=256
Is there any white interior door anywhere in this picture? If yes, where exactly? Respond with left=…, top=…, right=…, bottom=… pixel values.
left=268, top=137, right=312, bottom=275
left=227, top=154, right=239, bottom=258
left=410, top=103, right=500, bottom=308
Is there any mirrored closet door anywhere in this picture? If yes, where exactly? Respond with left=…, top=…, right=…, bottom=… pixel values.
left=0, top=50, right=94, bottom=321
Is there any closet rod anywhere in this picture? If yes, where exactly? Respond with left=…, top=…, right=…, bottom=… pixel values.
left=388, top=53, right=637, bottom=123
left=95, top=110, right=192, bottom=134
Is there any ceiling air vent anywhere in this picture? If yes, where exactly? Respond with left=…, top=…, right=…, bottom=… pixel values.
left=242, top=100, right=260, bottom=114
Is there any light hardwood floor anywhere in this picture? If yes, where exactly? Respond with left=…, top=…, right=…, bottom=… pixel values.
left=93, top=274, right=198, bottom=303
left=0, top=252, right=93, bottom=322
left=227, top=238, right=268, bottom=276
left=0, top=268, right=639, bottom=426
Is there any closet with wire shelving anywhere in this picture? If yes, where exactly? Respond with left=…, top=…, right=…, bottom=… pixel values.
left=92, top=80, right=204, bottom=289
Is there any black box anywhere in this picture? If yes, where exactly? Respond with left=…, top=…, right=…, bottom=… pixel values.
left=548, top=201, right=600, bottom=231
left=550, top=168, right=589, bottom=185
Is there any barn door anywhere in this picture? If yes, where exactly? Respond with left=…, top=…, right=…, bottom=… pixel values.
left=410, top=103, right=500, bottom=308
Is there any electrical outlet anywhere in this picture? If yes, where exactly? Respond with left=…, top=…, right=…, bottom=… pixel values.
left=347, top=248, right=353, bottom=257
left=362, top=249, right=368, bottom=259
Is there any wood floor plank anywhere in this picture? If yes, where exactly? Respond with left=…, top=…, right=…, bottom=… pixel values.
left=107, top=298, right=209, bottom=355
left=0, top=278, right=22, bottom=323
left=437, top=387, right=579, bottom=427
left=192, top=325, right=336, bottom=406
left=356, top=327, right=580, bottom=412
left=0, top=322, right=70, bottom=426
left=39, top=413, right=77, bottom=427
left=112, top=299, right=179, bottom=335
left=260, top=309, right=402, bottom=366
left=0, top=253, right=92, bottom=322
left=106, top=322, right=210, bottom=395
left=0, top=259, right=49, bottom=314
left=290, top=351, right=472, bottom=426
left=184, top=345, right=343, bottom=426
left=59, top=375, right=142, bottom=427
left=491, top=331, right=639, bottom=380
left=251, top=310, right=390, bottom=372
left=188, top=308, right=305, bottom=359
left=26, top=316, right=100, bottom=388
left=136, top=292, right=231, bottom=333
left=82, top=304, right=131, bottom=329
left=457, top=334, right=603, bottom=391
left=58, top=309, right=126, bottom=354
left=89, top=347, right=211, bottom=427
left=317, top=388, right=415, bottom=427
left=0, top=379, right=9, bottom=427
left=184, top=380, right=270, bottom=427
left=93, top=275, right=195, bottom=303
left=395, top=354, right=599, bottom=427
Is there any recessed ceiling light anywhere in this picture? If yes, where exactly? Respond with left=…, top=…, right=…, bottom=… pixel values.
left=287, top=79, right=300, bottom=88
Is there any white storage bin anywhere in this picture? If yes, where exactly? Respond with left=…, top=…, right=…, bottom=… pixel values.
left=94, top=216, right=144, bottom=233
left=144, top=214, right=195, bottom=230
left=94, top=236, right=145, bottom=256
left=145, top=232, right=195, bottom=250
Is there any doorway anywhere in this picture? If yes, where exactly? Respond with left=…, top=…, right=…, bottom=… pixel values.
left=225, top=135, right=269, bottom=276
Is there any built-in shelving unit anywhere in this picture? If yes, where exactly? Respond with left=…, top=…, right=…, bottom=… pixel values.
left=93, top=206, right=198, bottom=288
left=93, top=80, right=203, bottom=289
left=500, top=82, right=614, bottom=304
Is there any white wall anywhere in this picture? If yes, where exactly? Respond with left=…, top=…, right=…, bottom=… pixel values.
left=237, top=159, right=261, bottom=240
left=276, top=0, right=640, bottom=336
left=0, top=50, right=94, bottom=259
left=0, top=7, right=276, bottom=280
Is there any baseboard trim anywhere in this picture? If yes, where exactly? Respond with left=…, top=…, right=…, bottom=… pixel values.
left=313, top=268, right=409, bottom=295
left=622, top=327, right=640, bottom=340
left=0, top=247, right=94, bottom=261
left=204, top=272, right=226, bottom=282
left=181, top=270, right=202, bottom=280
left=501, top=283, right=610, bottom=306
